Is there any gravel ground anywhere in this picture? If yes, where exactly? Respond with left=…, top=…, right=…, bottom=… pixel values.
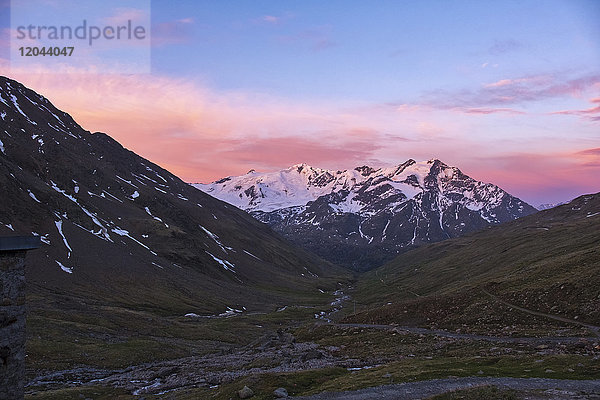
left=293, top=377, right=600, bottom=399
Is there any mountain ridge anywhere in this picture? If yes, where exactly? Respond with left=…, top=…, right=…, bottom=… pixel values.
left=0, top=75, right=346, bottom=314
left=195, top=159, right=538, bottom=270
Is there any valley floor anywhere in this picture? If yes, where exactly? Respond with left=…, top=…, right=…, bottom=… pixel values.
left=25, top=287, right=600, bottom=400
left=294, top=377, right=600, bottom=399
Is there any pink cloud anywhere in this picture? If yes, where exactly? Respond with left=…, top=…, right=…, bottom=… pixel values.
left=463, top=150, right=600, bottom=205
left=0, top=67, right=398, bottom=182
left=0, top=65, right=596, bottom=205
left=575, top=147, right=600, bottom=167
left=483, top=75, right=549, bottom=89
left=418, top=73, right=600, bottom=109
left=461, top=107, right=525, bottom=115
left=484, top=79, right=515, bottom=88
left=550, top=97, right=600, bottom=121
left=261, top=15, right=281, bottom=24
left=221, top=135, right=381, bottom=171
left=102, top=8, right=149, bottom=25
left=394, top=103, right=424, bottom=112
left=253, top=13, right=294, bottom=25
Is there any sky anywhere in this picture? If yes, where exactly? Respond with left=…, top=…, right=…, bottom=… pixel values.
left=0, top=0, right=599, bottom=206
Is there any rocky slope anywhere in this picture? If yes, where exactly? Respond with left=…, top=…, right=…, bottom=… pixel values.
left=196, top=160, right=537, bottom=270
left=0, top=75, right=345, bottom=316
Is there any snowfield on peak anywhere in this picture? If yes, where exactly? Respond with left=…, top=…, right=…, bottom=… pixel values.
left=196, top=163, right=364, bottom=212
left=195, top=160, right=438, bottom=212
left=195, top=159, right=538, bottom=271
left=194, top=159, right=510, bottom=216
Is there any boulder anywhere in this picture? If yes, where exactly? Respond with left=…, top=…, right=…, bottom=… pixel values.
left=238, top=385, right=254, bottom=399
left=301, top=349, right=322, bottom=361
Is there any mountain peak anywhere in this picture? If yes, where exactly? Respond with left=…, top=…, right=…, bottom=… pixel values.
left=195, top=159, right=536, bottom=270
left=290, top=162, right=321, bottom=173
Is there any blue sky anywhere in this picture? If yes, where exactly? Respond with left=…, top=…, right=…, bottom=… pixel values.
left=151, top=0, right=600, bottom=101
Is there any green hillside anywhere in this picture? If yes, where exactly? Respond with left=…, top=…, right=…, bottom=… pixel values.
left=346, top=193, right=600, bottom=335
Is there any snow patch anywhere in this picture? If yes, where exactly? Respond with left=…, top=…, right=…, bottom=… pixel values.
left=56, top=260, right=72, bottom=274
left=115, top=175, right=138, bottom=188
left=243, top=249, right=262, bottom=261
left=55, top=220, right=73, bottom=257
left=10, top=94, right=37, bottom=125
left=200, top=225, right=227, bottom=253
left=51, top=181, right=112, bottom=242
left=111, top=228, right=153, bottom=252
left=206, top=251, right=236, bottom=272
left=381, top=219, right=390, bottom=241
left=218, top=307, right=243, bottom=317
left=145, top=207, right=168, bottom=228
left=102, top=190, right=123, bottom=203
left=27, top=190, right=41, bottom=203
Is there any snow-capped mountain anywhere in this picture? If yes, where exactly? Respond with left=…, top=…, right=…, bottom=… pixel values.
left=0, top=76, right=342, bottom=314
left=537, top=202, right=565, bottom=211
left=196, top=160, right=538, bottom=270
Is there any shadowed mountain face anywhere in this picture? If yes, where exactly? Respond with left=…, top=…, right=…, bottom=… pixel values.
left=196, top=160, right=538, bottom=271
left=0, top=76, right=345, bottom=316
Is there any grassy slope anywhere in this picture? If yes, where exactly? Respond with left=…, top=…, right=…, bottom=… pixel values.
left=345, top=193, right=600, bottom=333
left=0, top=76, right=353, bottom=378
left=25, top=195, right=600, bottom=399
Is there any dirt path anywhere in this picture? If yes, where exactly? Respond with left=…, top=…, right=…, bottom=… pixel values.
left=331, top=323, right=596, bottom=344
left=293, top=377, right=600, bottom=399
left=482, top=289, right=600, bottom=338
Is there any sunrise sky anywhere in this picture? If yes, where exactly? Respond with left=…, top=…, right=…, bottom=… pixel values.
left=1, top=0, right=599, bottom=206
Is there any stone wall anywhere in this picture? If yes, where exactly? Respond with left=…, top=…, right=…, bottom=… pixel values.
left=0, top=250, right=26, bottom=400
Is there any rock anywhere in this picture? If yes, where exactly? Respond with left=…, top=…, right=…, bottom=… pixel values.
left=238, top=385, right=254, bottom=399
left=279, top=332, right=296, bottom=344
left=154, top=366, right=179, bottom=378
left=302, top=349, right=322, bottom=361
left=274, top=387, right=289, bottom=397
